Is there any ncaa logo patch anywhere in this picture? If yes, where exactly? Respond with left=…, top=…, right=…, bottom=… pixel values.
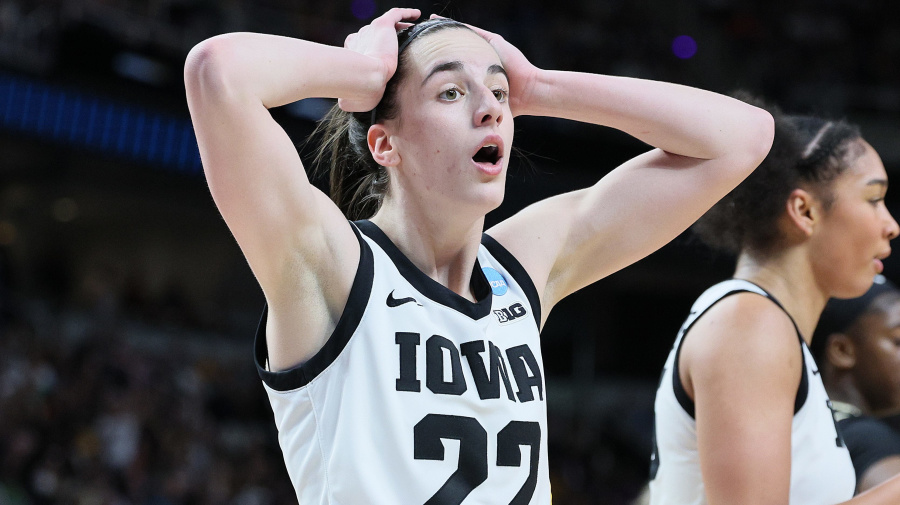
left=482, top=267, right=508, bottom=296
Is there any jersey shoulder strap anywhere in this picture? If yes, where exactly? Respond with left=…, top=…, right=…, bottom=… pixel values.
left=672, top=279, right=808, bottom=418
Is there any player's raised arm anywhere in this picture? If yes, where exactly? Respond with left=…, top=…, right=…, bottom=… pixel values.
left=184, top=9, right=420, bottom=368
left=472, top=21, right=774, bottom=318
left=184, top=9, right=419, bottom=283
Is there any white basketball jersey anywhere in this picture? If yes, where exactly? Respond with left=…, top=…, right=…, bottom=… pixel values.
left=254, top=220, right=551, bottom=505
left=649, top=279, right=855, bottom=505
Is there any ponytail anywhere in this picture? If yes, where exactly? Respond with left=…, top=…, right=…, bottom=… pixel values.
left=312, top=106, right=388, bottom=220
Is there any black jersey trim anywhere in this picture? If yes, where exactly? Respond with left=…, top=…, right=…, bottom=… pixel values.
left=672, top=282, right=809, bottom=419
left=253, top=221, right=375, bottom=392
left=481, top=233, right=542, bottom=331
left=765, top=290, right=809, bottom=414
left=354, top=219, right=492, bottom=320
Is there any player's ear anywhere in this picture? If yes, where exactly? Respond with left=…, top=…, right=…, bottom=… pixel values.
left=784, top=188, right=818, bottom=237
left=368, top=124, right=399, bottom=167
left=825, top=333, right=857, bottom=370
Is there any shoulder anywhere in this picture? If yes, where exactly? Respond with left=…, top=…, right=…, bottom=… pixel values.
left=686, top=291, right=798, bottom=361
left=484, top=189, right=592, bottom=315
left=681, top=291, right=802, bottom=391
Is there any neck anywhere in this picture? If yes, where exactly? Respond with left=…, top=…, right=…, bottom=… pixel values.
left=733, top=247, right=829, bottom=345
left=371, top=198, right=486, bottom=301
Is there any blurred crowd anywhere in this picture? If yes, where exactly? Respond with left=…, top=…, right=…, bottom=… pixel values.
left=2, top=0, right=900, bottom=116
left=0, top=295, right=297, bottom=505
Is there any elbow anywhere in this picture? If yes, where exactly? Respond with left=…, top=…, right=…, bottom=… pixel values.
left=738, top=107, right=775, bottom=175
left=184, top=35, right=240, bottom=101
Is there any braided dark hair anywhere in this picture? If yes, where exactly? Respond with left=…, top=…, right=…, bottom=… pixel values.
left=311, top=17, right=471, bottom=220
left=692, top=93, right=863, bottom=255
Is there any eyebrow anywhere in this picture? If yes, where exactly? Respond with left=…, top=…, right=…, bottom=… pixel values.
left=868, top=179, right=888, bottom=188
left=488, top=64, right=509, bottom=81
left=421, top=61, right=509, bottom=86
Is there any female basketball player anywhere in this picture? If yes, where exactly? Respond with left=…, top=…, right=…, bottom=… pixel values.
left=650, top=98, right=900, bottom=504
left=813, top=276, right=900, bottom=493
left=184, top=9, right=773, bottom=503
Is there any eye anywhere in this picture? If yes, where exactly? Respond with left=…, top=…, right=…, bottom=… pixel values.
left=888, top=328, right=900, bottom=345
left=439, top=87, right=463, bottom=101
left=492, top=88, right=509, bottom=103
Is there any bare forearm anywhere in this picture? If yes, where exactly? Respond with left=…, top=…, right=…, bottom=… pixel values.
left=521, top=70, right=773, bottom=161
left=184, top=32, right=387, bottom=109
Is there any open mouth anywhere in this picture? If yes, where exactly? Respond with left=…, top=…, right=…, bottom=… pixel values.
left=473, top=145, right=501, bottom=164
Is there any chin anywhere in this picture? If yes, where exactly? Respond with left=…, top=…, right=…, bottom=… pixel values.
left=465, top=178, right=506, bottom=212
left=832, top=273, right=878, bottom=300
left=483, top=183, right=507, bottom=212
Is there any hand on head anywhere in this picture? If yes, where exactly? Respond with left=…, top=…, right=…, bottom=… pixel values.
left=339, top=8, right=421, bottom=112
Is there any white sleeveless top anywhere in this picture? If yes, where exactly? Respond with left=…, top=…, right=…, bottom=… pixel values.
left=650, top=279, right=855, bottom=505
left=254, top=220, right=551, bottom=505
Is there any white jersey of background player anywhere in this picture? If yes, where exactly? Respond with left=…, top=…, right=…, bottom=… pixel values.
left=651, top=280, right=855, bottom=504
left=648, top=97, right=900, bottom=505
left=184, top=7, right=773, bottom=503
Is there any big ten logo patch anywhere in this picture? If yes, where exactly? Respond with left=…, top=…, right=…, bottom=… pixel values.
left=482, top=267, right=508, bottom=296
left=494, top=302, right=527, bottom=325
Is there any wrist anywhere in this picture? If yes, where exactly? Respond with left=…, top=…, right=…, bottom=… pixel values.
left=353, top=53, right=392, bottom=101
left=514, top=68, right=550, bottom=117
left=374, top=54, right=394, bottom=87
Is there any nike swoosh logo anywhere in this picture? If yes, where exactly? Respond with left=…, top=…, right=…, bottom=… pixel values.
left=386, top=290, right=420, bottom=308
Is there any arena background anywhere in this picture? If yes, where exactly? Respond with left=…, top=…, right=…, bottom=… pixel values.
left=1, top=0, right=898, bottom=503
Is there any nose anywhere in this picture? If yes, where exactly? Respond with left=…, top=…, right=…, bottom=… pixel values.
left=885, top=206, right=899, bottom=240
left=473, top=86, right=503, bottom=127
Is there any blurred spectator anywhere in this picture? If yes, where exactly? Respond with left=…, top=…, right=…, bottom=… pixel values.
left=812, top=275, right=900, bottom=493
left=0, top=294, right=297, bottom=504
